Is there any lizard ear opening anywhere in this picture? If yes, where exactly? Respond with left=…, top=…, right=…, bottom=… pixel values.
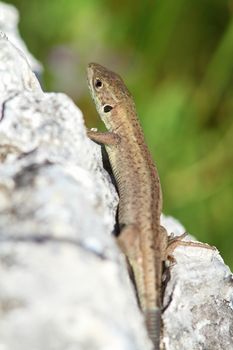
left=103, top=105, right=113, bottom=113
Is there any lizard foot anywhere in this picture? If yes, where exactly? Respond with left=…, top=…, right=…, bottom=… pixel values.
left=166, top=232, right=216, bottom=264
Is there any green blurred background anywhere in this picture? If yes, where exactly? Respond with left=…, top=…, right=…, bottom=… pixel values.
left=5, top=0, right=233, bottom=268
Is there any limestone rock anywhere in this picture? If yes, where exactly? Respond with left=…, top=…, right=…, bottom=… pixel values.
left=0, top=1, right=42, bottom=74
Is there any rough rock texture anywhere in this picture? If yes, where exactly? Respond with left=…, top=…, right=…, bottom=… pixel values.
left=0, top=23, right=233, bottom=350
left=0, top=34, right=153, bottom=350
left=161, top=216, right=233, bottom=350
left=0, top=1, right=42, bottom=74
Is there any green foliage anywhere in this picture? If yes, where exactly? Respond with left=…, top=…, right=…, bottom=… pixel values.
left=5, top=0, right=233, bottom=267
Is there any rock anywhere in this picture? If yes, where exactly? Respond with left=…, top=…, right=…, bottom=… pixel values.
left=161, top=216, right=233, bottom=350
left=0, top=35, right=151, bottom=350
left=0, top=1, right=42, bottom=75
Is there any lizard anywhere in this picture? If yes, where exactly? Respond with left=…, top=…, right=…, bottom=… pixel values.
left=86, top=62, right=214, bottom=349
left=86, top=62, right=166, bottom=349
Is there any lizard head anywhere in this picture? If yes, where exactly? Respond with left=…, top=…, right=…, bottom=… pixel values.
left=87, top=62, right=134, bottom=130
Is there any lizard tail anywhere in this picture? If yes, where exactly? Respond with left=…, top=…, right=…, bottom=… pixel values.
left=145, top=308, right=161, bottom=350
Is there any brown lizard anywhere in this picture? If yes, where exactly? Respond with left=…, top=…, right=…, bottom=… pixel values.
left=86, top=63, right=213, bottom=349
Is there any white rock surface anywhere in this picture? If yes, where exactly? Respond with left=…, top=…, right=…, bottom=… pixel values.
left=0, top=35, right=151, bottom=350
left=161, top=216, right=233, bottom=350
left=0, top=1, right=42, bottom=74
left=0, top=29, right=232, bottom=350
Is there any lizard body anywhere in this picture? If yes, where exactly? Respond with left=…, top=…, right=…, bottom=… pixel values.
left=87, top=63, right=167, bottom=349
left=86, top=63, right=216, bottom=349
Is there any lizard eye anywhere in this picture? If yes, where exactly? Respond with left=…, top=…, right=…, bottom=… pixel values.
left=103, top=105, right=113, bottom=113
left=94, top=79, right=102, bottom=89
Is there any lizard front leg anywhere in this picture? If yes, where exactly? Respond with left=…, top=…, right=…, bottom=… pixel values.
left=87, top=129, right=120, bottom=146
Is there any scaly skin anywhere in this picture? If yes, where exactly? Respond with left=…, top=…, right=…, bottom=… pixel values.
left=87, top=63, right=167, bottom=349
